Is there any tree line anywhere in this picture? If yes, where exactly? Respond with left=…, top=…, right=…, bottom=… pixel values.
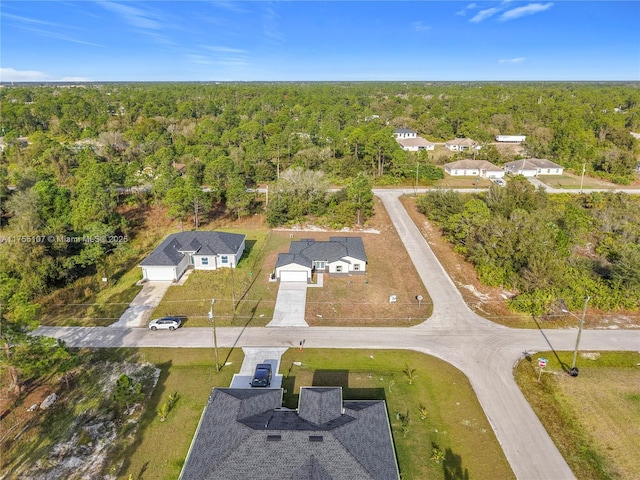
left=416, top=179, right=640, bottom=314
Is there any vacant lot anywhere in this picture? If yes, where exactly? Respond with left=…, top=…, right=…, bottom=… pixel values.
left=515, top=351, right=640, bottom=479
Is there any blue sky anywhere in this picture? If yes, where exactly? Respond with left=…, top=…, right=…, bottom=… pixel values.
left=1, top=1, right=639, bottom=82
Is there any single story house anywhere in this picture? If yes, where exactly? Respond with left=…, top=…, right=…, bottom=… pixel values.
left=445, top=138, right=481, bottom=151
left=444, top=159, right=505, bottom=179
left=179, top=387, right=400, bottom=480
left=504, top=158, right=564, bottom=177
left=393, top=128, right=417, bottom=139
left=139, top=231, right=246, bottom=282
left=275, top=237, right=367, bottom=282
left=495, top=135, right=526, bottom=143
left=396, top=136, right=435, bottom=152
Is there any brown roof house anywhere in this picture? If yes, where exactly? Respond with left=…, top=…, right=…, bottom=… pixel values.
left=179, top=386, right=400, bottom=480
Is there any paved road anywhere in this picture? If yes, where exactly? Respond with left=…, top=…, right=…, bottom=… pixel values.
left=35, top=188, right=640, bottom=480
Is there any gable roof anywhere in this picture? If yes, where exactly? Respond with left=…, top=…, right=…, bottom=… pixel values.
left=180, top=387, right=399, bottom=480
left=394, top=128, right=416, bottom=134
left=396, top=137, right=434, bottom=148
left=276, top=237, right=367, bottom=269
left=446, top=137, right=478, bottom=147
left=444, top=159, right=502, bottom=171
left=504, top=158, right=562, bottom=170
left=140, top=231, right=246, bottom=267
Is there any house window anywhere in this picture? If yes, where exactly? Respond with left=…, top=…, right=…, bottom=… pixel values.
left=354, top=264, right=360, bottom=271
left=201, top=257, right=209, bottom=266
left=336, top=265, right=342, bottom=273
left=221, top=256, right=229, bottom=264
left=314, top=261, right=326, bottom=270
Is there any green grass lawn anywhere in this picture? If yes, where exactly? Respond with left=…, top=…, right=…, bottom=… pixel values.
left=515, top=351, right=640, bottom=479
left=116, top=348, right=514, bottom=480
left=278, top=349, right=514, bottom=480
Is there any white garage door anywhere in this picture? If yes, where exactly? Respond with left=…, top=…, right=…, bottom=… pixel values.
left=279, top=270, right=308, bottom=282
left=143, top=267, right=176, bottom=281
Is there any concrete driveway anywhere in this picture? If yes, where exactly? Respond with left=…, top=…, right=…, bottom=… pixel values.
left=109, top=281, right=172, bottom=328
left=268, top=281, right=308, bottom=327
left=230, top=347, right=287, bottom=389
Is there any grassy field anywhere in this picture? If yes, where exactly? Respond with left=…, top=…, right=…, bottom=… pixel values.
left=114, top=348, right=514, bottom=480
left=515, top=351, right=640, bottom=479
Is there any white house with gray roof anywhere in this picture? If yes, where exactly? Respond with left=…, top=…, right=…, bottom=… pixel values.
left=139, top=231, right=246, bottom=282
left=179, top=386, right=399, bottom=480
left=275, top=237, right=367, bottom=282
left=504, top=158, right=564, bottom=177
left=444, top=159, right=505, bottom=179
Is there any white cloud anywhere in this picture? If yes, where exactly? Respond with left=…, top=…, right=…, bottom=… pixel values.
left=204, top=46, right=247, bottom=54
left=0, top=68, right=49, bottom=82
left=263, top=6, right=283, bottom=40
left=0, top=68, right=91, bottom=83
left=499, top=3, right=553, bottom=21
left=2, top=12, right=62, bottom=28
left=211, top=1, right=247, bottom=14
left=499, top=57, right=526, bottom=63
left=456, top=3, right=478, bottom=16
left=411, top=21, right=431, bottom=32
left=187, top=54, right=214, bottom=65
left=470, top=7, right=500, bottom=23
left=99, top=1, right=162, bottom=30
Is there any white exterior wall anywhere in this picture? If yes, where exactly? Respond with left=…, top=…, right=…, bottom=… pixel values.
left=276, top=263, right=312, bottom=280
left=194, top=255, right=217, bottom=270
left=496, top=135, right=526, bottom=142
left=484, top=170, right=506, bottom=179
left=142, top=265, right=177, bottom=281
left=342, top=256, right=366, bottom=273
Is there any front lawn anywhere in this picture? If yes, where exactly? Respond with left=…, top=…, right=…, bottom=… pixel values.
left=515, top=351, right=640, bottom=479
left=280, top=349, right=514, bottom=480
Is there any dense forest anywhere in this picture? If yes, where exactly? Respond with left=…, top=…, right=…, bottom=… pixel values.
left=1, top=82, right=639, bottom=391
left=417, top=179, right=640, bottom=313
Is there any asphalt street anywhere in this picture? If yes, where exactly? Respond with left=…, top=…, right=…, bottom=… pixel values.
left=35, top=188, right=640, bottom=480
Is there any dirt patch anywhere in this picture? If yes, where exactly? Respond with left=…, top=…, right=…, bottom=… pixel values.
left=303, top=196, right=431, bottom=326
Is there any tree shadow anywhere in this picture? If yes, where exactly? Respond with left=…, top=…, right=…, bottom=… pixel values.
left=532, top=315, right=570, bottom=373
left=443, top=447, right=469, bottom=480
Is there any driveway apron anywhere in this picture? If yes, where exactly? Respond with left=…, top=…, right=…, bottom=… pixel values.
left=268, top=281, right=309, bottom=327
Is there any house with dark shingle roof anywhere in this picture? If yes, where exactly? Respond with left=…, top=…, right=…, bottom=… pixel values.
left=179, top=387, right=400, bottom=480
left=139, top=231, right=246, bottom=281
left=275, top=237, right=367, bottom=282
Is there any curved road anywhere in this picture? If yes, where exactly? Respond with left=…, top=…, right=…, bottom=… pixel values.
left=36, top=189, right=640, bottom=480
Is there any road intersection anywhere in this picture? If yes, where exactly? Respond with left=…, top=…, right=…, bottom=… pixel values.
left=36, top=188, right=640, bottom=479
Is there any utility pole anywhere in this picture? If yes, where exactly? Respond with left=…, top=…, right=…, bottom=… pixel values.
left=579, top=163, right=586, bottom=193
left=563, top=296, right=590, bottom=376
left=209, top=299, right=219, bottom=372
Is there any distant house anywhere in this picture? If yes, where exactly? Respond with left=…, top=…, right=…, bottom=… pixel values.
left=275, top=237, right=367, bottom=282
left=444, top=159, right=504, bottom=179
left=396, top=137, right=435, bottom=152
left=179, top=387, right=400, bottom=480
left=139, top=231, right=246, bottom=282
left=504, top=158, right=564, bottom=177
left=495, top=135, right=526, bottom=143
left=445, top=138, right=481, bottom=151
left=393, top=128, right=417, bottom=139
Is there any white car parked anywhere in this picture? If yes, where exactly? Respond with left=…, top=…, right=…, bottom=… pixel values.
left=148, top=316, right=182, bottom=331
